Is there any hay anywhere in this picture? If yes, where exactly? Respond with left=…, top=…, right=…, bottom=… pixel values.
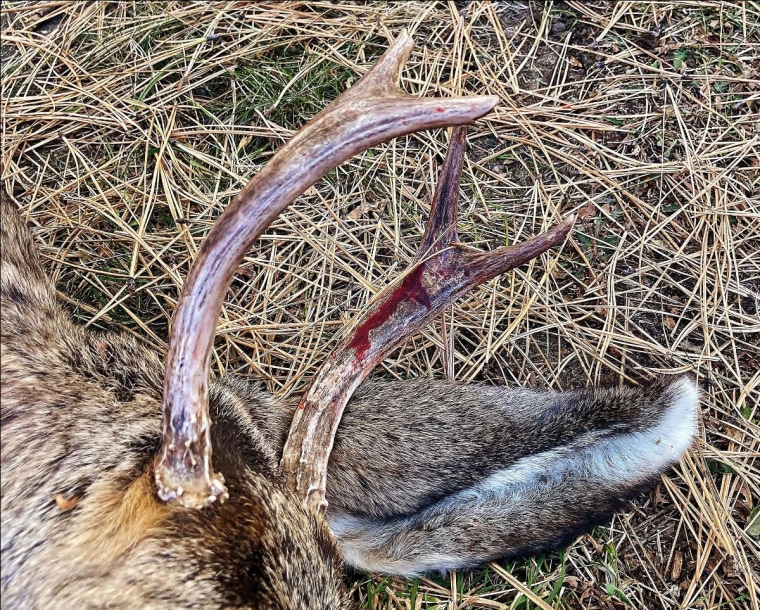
left=2, top=1, right=757, bottom=608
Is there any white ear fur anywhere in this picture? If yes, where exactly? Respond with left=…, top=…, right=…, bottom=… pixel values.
left=621, top=376, right=700, bottom=476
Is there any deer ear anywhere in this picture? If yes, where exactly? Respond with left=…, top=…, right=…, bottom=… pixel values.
left=155, top=30, right=498, bottom=509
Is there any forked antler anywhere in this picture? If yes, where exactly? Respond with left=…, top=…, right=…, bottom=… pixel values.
left=155, top=31, right=499, bottom=508
left=281, top=127, right=575, bottom=511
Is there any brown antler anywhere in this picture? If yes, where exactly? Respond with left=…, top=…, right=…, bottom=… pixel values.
left=280, top=126, right=575, bottom=512
left=155, top=31, right=499, bottom=509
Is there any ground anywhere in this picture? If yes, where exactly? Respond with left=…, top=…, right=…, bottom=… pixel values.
left=1, top=1, right=758, bottom=609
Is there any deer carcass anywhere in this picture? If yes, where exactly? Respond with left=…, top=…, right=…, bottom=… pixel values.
left=0, top=31, right=699, bottom=609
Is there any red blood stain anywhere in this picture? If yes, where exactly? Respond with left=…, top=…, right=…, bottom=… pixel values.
left=436, top=107, right=445, bottom=113
left=347, top=265, right=431, bottom=360
left=297, top=398, right=317, bottom=410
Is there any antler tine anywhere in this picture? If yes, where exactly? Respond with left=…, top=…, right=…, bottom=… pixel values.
left=343, top=29, right=412, bottom=97
left=415, top=125, right=466, bottom=258
left=281, top=126, right=575, bottom=512
left=155, top=31, right=499, bottom=509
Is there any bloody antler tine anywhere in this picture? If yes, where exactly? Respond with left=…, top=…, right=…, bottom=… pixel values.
left=155, top=31, right=499, bottom=509
left=281, top=128, right=576, bottom=512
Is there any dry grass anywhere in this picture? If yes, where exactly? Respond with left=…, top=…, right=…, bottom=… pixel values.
left=1, top=1, right=758, bottom=608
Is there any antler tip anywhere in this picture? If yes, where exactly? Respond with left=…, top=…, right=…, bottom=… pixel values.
left=387, top=28, right=414, bottom=59
left=472, top=95, right=500, bottom=118
left=395, top=28, right=411, bottom=43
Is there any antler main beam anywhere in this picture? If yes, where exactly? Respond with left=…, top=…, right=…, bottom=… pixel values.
left=281, top=126, right=575, bottom=512
left=155, top=31, right=499, bottom=509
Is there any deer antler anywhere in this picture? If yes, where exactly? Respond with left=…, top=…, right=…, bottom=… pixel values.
left=280, top=126, right=575, bottom=512
left=155, top=31, right=499, bottom=509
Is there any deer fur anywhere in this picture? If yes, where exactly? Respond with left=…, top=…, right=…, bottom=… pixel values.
left=1, top=196, right=698, bottom=608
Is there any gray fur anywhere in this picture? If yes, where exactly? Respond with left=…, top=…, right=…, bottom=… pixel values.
left=1, top=201, right=699, bottom=608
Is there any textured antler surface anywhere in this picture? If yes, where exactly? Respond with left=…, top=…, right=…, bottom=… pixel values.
left=156, top=31, right=498, bottom=508
left=281, top=126, right=575, bottom=511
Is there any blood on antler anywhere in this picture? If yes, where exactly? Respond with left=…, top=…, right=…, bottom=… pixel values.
left=155, top=31, right=499, bottom=509
left=280, top=126, right=575, bottom=511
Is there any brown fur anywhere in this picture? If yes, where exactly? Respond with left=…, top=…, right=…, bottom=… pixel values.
left=1, top=200, right=349, bottom=609
left=1, top=199, right=698, bottom=606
